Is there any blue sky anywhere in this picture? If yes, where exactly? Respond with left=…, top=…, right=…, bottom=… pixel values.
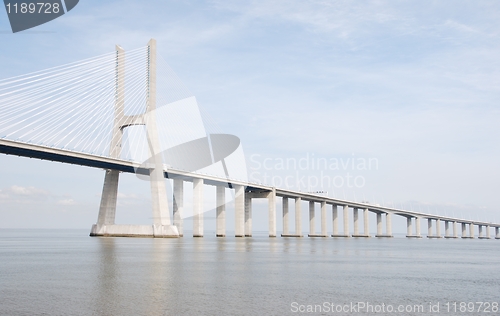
left=0, top=0, right=499, bottom=231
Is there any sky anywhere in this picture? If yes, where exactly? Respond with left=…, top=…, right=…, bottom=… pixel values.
left=0, top=0, right=499, bottom=233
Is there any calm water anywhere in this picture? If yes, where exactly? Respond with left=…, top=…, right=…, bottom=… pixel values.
left=0, top=229, right=499, bottom=316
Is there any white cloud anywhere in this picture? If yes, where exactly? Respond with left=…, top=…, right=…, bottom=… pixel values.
left=9, top=185, right=49, bottom=196
left=57, top=199, right=76, bottom=206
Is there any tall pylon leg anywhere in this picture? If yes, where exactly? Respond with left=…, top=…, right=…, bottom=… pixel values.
left=145, top=39, right=178, bottom=237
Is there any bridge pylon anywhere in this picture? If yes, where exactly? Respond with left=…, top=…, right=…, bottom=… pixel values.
left=90, top=39, right=179, bottom=238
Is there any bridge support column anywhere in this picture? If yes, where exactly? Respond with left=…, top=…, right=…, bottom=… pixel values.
left=235, top=185, right=245, bottom=237
left=268, top=189, right=276, bottom=237
left=320, top=201, right=327, bottom=237
left=308, top=200, right=325, bottom=237
left=486, top=225, right=490, bottom=239
left=98, top=170, right=119, bottom=225
left=427, top=219, right=433, bottom=238
left=352, top=208, right=359, bottom=236
left=295, top=197, right=302, bottom=237
left=308, top=201, right=315, bottom=236
left=90, top=170, right=120, bottom=236
left=352, top=208, right=368, bottom=237
left=469, top=223, right=474, bottom=238
left=343, top=205, right=349, bottom=237
left=216, top=186, right=225, bottom=237
left=333, top=205, right=349, bottom=237
left=376, top=213, right=382, bottom=236
left=282, top=197, right=289, bottom=236
left=193, top=178, right=204, bottom=237
left=435, top=219, right=441, bottom=238
left=245, top=194, right=252, bottom=237
left=461, top=223, right=466, bottom=238
left=363, top=209, right=370, bottom=237
left=453, top=221, right=458, bottom=238
left=479, top=225, right=483, bottom=238
left=444, top=221, right=450, bottom=238
left=416, top=217, right=421, bottom=237
left=406, top=217, right=412, bottom=237
left=386, top=213, right=393, bottom=237
left=332, top=205, right=339, bottom=236
left=376, top=212, right=392, bottom=237
left=146, top=39, right=178, bottom=238
left=496, top=227, right=500, bottom=239
left=173, top=179, right=184, bottom=237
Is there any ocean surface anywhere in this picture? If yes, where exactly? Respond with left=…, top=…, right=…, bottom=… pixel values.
left=0, top=229, right=499, bottom=316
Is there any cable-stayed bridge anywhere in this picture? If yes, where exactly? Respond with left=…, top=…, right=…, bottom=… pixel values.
left=0, top=39, right=498, bottom=239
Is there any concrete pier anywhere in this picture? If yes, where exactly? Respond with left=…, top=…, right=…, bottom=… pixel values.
left=282, top=197, right=289, bottom=235
left=234, top=185, right=245, bottom=237
left=386, top=213, right=393, bottom=237
left=332, top=205, right=339, bottom=236
left=244, top=194, right=252, bottom=237
left=192, top=178, right=203, bottom=237
left=282, top=196, right=302, bottom=237
left=320, top=201, right=327, bottom=237
left=353, top=208, right=370, bottom=237
left=295, top=197, right=302, bottom=237
left=469, top=223, right=474, bottom=238
left=406, top=217, right=422, bottom=238
left=416, top=217, right=421, bottom=237
left=353, top=208, right=359, bottom=235
left=376, top=213, right=382, bottom=236
left=173, top=179, right=184, bottom=237
left=363, top=209, right=370, bottom=237
left=376, top=212, right=392, bottom=237
left=406, top=217, right=412, bottom=237
left=309, top=201, right=315, bottom=236
left=444, top=221, right=457, bottom=238
left=478, top=225, right=490, bottom=239
left=427, top=218, right=442, bottom=238
left=343, top=205, right=349, bottom=237
left=496, top=227, right=500, bottom=239
left=94, top=169, right=119, bottom=230
left=461, top=223, right=467, bottom=238
left=308, top=201, right=327, bottom=237
left=332, top=205, right=349, bottom=237
left=268, top=189, right=277, bottom=237
left=216, top=186, right=225, bottom=237
left=444, top=221, right=450, bottom=237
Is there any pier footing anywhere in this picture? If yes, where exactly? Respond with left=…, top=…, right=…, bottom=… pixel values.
left=90, top=224, right=179, bottom=237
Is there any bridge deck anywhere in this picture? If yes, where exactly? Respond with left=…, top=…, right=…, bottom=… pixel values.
left=1, top=138, right=498, bottom=228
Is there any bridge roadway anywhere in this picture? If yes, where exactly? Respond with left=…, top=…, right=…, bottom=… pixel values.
left=1, top=138, right=499, bottom=239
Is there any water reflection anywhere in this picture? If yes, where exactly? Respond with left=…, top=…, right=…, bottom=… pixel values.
left=94, top=238, right=119, bottom=315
